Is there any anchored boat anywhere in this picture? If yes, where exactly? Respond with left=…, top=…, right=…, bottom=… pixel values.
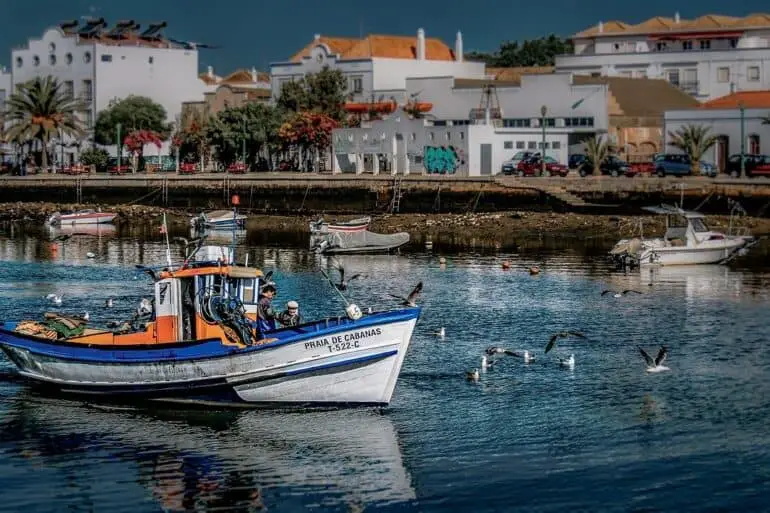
left=190, top=210, right=247, bottom=230
left=47, top=210, right=117, bottom=226
left=609, top=205, right=757, bottom=267
left=309, top=216, right=372, bottom=235
left=0, top=243, right=420, bottom=406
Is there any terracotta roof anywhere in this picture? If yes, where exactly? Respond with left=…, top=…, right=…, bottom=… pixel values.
left=221, top=69, right=270, bottom=84
left=573, top=12, right=770, bottom=38
left=487, top=66, right=555, bottom=81
left=290, top=34, right=455, bottom=62
left=199, top=72, right=220, bottom=85
left=700, top=90, right=770, bottom=109
left=572, top=76, right=701, bottom=116
left=454, top=78, right=521, bottom=89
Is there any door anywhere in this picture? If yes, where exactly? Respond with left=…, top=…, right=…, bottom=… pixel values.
left=715, top=136, right=729, bottom=172
left=396, top=135, right=406, bottom=175
left=480, top=143, right=492, bottom=176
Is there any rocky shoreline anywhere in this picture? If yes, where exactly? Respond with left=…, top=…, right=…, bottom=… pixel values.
left=2, top=202, right=770, bottom=245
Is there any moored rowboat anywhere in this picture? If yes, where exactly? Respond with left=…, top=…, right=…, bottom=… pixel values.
left=47, top=210, right=117, bottom=226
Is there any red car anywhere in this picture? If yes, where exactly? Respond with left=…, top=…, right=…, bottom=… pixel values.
left=179, top=162, right=198, bottom=174
left=515, top=155, right=569, bottom=177
left=226, top=161, right=248, bottom=174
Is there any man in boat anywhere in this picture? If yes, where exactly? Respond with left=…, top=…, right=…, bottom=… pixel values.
left=277, top=300, right=301, bottom=327
left=257, top=284, right=279, bottom=333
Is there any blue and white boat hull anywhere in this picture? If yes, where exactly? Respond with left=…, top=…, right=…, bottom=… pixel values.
left=0, top=309, right=419, bottom=406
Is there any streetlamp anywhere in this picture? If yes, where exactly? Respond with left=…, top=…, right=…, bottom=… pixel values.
left=739, top=101, right=746, bottom=177
left=540, top=105, right=548, bottom=175
left=242, top=116, right=247, bottom=165
left=116, top=122, right=122, bottom=171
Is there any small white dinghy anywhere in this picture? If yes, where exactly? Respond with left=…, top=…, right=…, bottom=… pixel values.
left=47, top=210, right=117, bottom=226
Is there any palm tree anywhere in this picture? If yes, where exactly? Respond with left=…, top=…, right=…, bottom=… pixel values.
left=583, top=136, right=614, bottom=175
left=667, top=124, right=717, bottom=175
left=4, top=76, right=86, bottom=171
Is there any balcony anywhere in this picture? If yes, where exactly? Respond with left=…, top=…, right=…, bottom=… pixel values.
left=673, top=81, right=700, bottom=96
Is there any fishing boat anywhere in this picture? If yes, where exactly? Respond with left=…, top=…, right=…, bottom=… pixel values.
left=309, top=216, right=372, bottom=234
left=190, top=210, right=247, bottom=230
left=609, top=205, right=757, bottom=267
left=0, top=242, right=421, bottom=406
left=47, top=210, right=117, bottom=226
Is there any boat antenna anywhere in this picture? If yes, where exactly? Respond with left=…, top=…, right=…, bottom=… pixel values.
left=230, top=195, right=240, bottom=265
left=319, top=268, right=350, bottom=307
left=162, top=212, right=172, bottom=268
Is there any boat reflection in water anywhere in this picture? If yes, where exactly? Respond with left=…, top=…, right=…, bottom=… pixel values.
left=1, top=392, right=416, bottom=511
left=47, top=223, right=117, bottom=238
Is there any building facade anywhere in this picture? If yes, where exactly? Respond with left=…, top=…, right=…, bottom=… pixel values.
left=556, top=13, right=770, bottom=101
left=183, top=66, right=271, bottom=119
left=0, top=67, right=10, bottom=159
left=332, top=72, right=609, bottom=176
left=270, top=29, right=486, bottom=102
left=664, top=90, right=770, bottom=171
left=10, top=18, right=207, bottom=159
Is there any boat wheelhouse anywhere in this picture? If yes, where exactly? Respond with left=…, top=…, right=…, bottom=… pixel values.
left=610, top=205, right=757, bottom=267
left=0, top=244, right=420, bottom=406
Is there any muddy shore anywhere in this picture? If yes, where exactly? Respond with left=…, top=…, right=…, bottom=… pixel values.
left=2, top=202, right=769, bottom=245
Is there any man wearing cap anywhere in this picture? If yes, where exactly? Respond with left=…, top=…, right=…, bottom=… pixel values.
left=278, top=300, right=301, bottom=327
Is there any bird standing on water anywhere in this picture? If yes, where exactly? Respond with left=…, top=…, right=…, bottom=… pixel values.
left=466, top=369, right=480, bottom=382
left=46, top=293, right=63, bottom=306
left=639, top=346, right=670, bottom=373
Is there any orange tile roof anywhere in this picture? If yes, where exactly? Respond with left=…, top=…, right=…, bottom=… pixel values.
left=199, top=72, right=220, bottom=85
left=574, top=12, right=770, bottom=38
left=487, top=66, right=555, bottom=81
left=221, top=69, right=270, bottom=84
left=700, top=90, right=770, bottom=109
left=290, top=34, right=455, bottom=62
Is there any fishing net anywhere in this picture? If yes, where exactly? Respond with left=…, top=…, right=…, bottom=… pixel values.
left=14, top=313, right=87, bottom=339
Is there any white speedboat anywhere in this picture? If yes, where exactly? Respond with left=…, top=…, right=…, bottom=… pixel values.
left=47, top=210, right=117, bottom=226
left=610, top=205, right=757, bottom=266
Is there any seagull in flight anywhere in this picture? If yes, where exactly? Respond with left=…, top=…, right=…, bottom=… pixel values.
left=544, top=330, right=586, bottom=354
left=639, top=346, right=670, bottom=373
left=601, top=289, right=643, bottom=298
left=389, top=282, right=423, bottom=307
left=330, top=260, right=364, bottom=291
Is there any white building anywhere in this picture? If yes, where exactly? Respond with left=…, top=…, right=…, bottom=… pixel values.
left=331, top=72, right=608, bottom=176
left=10, top=18, right=207, bottom=158
left=556, top=13, right=770, bottom=101
left=0, top=66, right=11, bottom=159
left=270, top=29, right=486, bottom=102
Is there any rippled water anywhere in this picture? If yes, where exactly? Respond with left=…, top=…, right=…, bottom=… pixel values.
left=1, top=226, right=769, bottom=512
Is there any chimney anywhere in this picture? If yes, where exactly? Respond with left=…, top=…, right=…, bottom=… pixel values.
left=314, top=34, right=321, bottom=42
left=250, top=66, right=258, bottom=82
left=455, top=31, right=464, bottom=62
left=417, top=28, right=426, bottom=60
left=674, top=12, right=680, bottom=24
left=207, top=65, right=214, bottom=78
left=598, top=21, right=604, bottom=33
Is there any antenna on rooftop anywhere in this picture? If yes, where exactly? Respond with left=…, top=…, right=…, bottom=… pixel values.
left=473, top=83, right=502, bottom=125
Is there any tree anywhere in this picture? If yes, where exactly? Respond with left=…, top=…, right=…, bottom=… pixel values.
left=173, top=106, right=212, bottom=164
left=206, top=103, right=283, bottom=167
left=667, top=124, right=717, bottom=175
left=465, top=34, right=573, bottom=67
left=278, top=112, right=339, bottom=170
left=79, top=147, right=109, bottom=170
left=4, top=76, right=86, bottom=171
left=583, top=136, right=614, bottom=175
left=276, top=67, right=348, bottom=122
left=94, top=95, right=171, bottom=154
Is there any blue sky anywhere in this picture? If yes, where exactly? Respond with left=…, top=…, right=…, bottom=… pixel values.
left=2, top=0, right=766, bottom=74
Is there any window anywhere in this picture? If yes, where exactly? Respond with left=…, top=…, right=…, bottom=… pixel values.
left=101, top=54, right=112, bottom=62
left=83, top=110, right=93, bottom=128
left=666, top=69, right=680, bottom=86
left=564, top=117, right=595, bottom=127
left=48, top=42, right=56, bottom=53
left=428, top=132, right=434, bottom=141
left=682, top=40, right=693, bottom=51
left=82, top=80, right=93, bottom=102
left=729, top=38, right=739, bottom=49
left=613, top=43, right=621, bottom=52
left=748, top=66, right=760, bottom=82
left=552, top=141, right=561, bottom=150
left=717, top=67, right=730, bottom=83
left=15, top=56, right=22, bottom=68
left=63, top=81, right=74, bottom=98
left=459, top=131, right=465, bottom=141
left=700, top=40, right=711, bottom=50
left=445, top=132, right=451, bottom=141
left=65, top=52, right=73, bottom=64
left=49, top=54, right=56, bottom=65
left=350, top=76, right=363, bottom=93
left=84, top=51, right=92, bottom=63
left=395, top=133, right=403, bottom=141
left=527, top=141, right=537, bottom=149
left=33, top=55, right=40, bottom=66
left=656, top=42, right=667, bottom=51
left=148, top=56, right=154, bottom=64
left=545, top=118, right=556, bottom=128
left=749, top=135, right=760, bottom=154
left=538, top=142, right=550, bottom=149
left=433, top=120, right=447, bottom=126
left=516, top=141, right=525, bottom=149
left=502, top=118, right=531, bottom=128
left=410, top=133, right=416, bottom=141
left=504, top=141, right=513, bottom=149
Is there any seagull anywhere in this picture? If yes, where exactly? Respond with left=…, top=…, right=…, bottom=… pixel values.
left=509, top=350, right=536, bottom=363
left=86, top=251, right=96, bottom=259
left=485, top=346, right=517, bottom=356
left=481, top=355, right=494, bottom=370
left=559, top=354, right=575, bottom=369
left=105, top=298, right=114, bottom=308
left=46, top=293, right=63, bottom=306
left=82, top=312, right=90, bottom=322
left=639, top=346, right=670, bottom=373
left=466, top=368, right=480, bottom=382
left=435, top=327, right=446, bottom=338
left=544, top=331, right=586, bottom=354
left=601, top=289, right=643, bottom=298
left=331, top=261, right=364, bottom=291
left=389, top=282, right=423, bottom=307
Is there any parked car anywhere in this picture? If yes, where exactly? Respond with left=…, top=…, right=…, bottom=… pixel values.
left=652, top=154, right=717, bottom=177
left=568, top=154, right=587, bottom=170
left=578, top=155, right=632, bottom=177
left=501, top=151, right=535, bottom=174
left=515, top=155, right=569, bottom=177
left=725, top=154, right=770, bottom=177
